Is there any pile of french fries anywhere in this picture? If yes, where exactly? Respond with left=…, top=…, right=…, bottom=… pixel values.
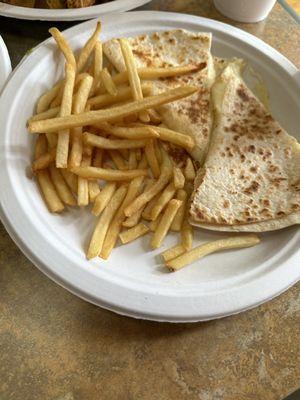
left=28, top=23, right=260, bottom=271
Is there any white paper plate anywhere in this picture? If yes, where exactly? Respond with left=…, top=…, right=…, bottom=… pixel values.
left=0, top=35, right=11, bottom=94
left=0, top=0, right=151, bottom=21
left=0, top=11, right=299, bottom=322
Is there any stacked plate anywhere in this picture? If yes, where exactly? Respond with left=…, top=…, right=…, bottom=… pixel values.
left=0, top=10, right=299, bottom=322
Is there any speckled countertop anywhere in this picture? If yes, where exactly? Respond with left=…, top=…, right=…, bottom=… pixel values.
left=0, top=1, right=300, bottom=399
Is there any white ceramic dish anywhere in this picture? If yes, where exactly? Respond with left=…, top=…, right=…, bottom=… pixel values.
left=0, top=0, right=151, bottom=21
left=0, top=11, right=299, bottom=322
left=0, top=35, right=11, bottom=93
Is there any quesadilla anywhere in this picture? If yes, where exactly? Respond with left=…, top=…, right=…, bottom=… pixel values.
left=190, top=64, right=300, bottom=232
left=103, top=29, right=214, bottom=163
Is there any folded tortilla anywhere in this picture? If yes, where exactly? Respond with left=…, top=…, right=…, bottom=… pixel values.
left=190, top=64, right=300, bottom=232
left=103, top=29, right=214, bottom=163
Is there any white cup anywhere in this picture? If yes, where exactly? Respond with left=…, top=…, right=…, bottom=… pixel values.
left=213, top=0, right=277, bottom=23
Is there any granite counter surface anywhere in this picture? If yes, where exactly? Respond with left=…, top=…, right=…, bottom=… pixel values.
left=0, top=1, right=299, bottom=399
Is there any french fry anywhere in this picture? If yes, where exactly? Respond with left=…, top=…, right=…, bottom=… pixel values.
left=150, top=199, right=182, bottom=249
left=70, top=166, right=147, bottom=181
left=170, top=189, right=187, bottom=231
left=77, top=144, right=93, bottom=206
left=148, top=109, right=162, bottom=124
left=150, top=182, right=176, bottom=221
left=90, top=40, right=103, bottom=95
left=108, top=150, right=128, bottom=170
left=99, top=68, right=117, bottom=96
left=37, top=169, right=64, bottom=213
left=96, top=65, right=202, bottom=94
left=49, top=27, right=76, bottom=68
left=145, top=139, right=160, bottom=179
left=60, top=169, right=78, bottom=193
left=36, top=83, right=61, bottom=114
left=153, top=126, right=195, bottom=151
left=184, top=157, right=196, bottom=181
left=181, top=218, right=194, bottom=251
left=173, top=166, right=185, bottom=189
left=93, top=123, right=158, bottom=139
left=56, top=63, right=76, bottom=168
left=128, top=149, right=137, bottom=169
left=93, top=148, right=103, bottom=167
left=119, top=38, right=149, bottom=123
left=166, top=235, right=261, bottom=271
left=142, top=191, right=161, bottom=221
left=49, top=164, right=76, bottom=206
left=29, top=86, right=198, bottom=134
left=32, top=148, right=56, bottom=171
left=69, top=75, right=94, bottom=168
left=119, top=223, right=149, bottom=244
left=87, top=185, right=127, bottom=259
left=88, top=181, right=101, bottom=202
left=155, top=140, right=162, bottom=164
left=83, top=132, right=147, bottom=150
left=161, top=245, right=186, bottom=262
left=100, top=176, right=145, bottom=259
left=87, top=84, right=152, bottom=109
left=149, top=214, right=162, bottom=232
left=92, top=182, right=117, bottom=216
left=124, top=156, right=172, bottom=217
left=30, top=106, right=60, bottom=123
left=77, top=22, right=101, bottom=73
left=35, top=134, right=48, bottom=159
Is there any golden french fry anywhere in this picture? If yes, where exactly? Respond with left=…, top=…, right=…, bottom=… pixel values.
left=119, top=38, right=149, bottom=123
left=90, top=40, right=103, bottom=95
left=150, top=199, right=182, bottom=249
left=100, top=176, right=145, bottom=259
left=29, top=86, right=198, bottom=134
left=83, top=132, right=146, bottom=150
left=181, top=218, right=194, bottom=251
left=88, top=181, right=101, bottom=202
left=88, top=84, right=152, bottom=109
left=154, top=140, right=162, bottom=164
left=93, top=123, right=158, bottom=140
left=173, top=166, right=185, bottom=189
left=170, top=189, right=187, bottom=231
left=166, top=235, right=261, bottom=271
left=108, top=150, right=128, bottom=170
left=70, top=166, right=147, bottom=181
left=184, top=157, right=196, bottom=181
left=30, top=106, right=60, bottom=123
left=150, top=182, right=176, bottom=221
left=77, top=22, right=101, bottom=73
left=124, top=155, right=172, bottom=217
left=119, top=223, right=149, bottom=244
left=96, top=65, right=202, bottom=94
left=36, top=83, right=61, bottom=114
left=60, top=169, right=78, bottom=193
left=69, top=75, right=94, bottom=168
left=148, top=109, right=162, bottom=124
left=92, top=182, right=117, bottom=216
left=56, top=63, right=76, bottom=168
left=149, top=214, right=162, bottom=232
left=128, top=150, right=137, bottom=169
left=145, top=139, right=160, bottom=179
left=77, top=144, right=93, bottom=206
left=37, top=169, right=64, bottom=213
left=49, top=27, right=76, bottom=68
left=49, top=164, right=76, bottom=206
left=93, top=148, right=103, bottom=167
left=161, top=245, right=186, bottom=262
left=153, top=126, right=195, bottom=151
left=32, top=148, right=56, bottom=171
left=34, top=134, right=48, bottom=159
left=99, top=68, right=118, bottom=96
left=87, top=185, right=127, bottom=259
left=142, top=191, right=161, bottom=221
left=122, top=179, right=154, bottom=227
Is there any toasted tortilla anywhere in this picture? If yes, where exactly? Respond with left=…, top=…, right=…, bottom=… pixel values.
left=103, top=29, right=213, bottom=163
left=190, top=64, right=300, bottom=232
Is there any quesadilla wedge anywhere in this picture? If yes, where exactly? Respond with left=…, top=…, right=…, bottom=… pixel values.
left=103, top=29, right=213, bottom=163
left=190, top=64, right=300, bottom=232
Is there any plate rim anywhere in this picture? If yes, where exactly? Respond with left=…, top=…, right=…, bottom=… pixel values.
left=0, top=0, right=151, bottom=21
left=0, top=35, right=12, bottom=94
left=0, top=11, right=299, bottom=322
